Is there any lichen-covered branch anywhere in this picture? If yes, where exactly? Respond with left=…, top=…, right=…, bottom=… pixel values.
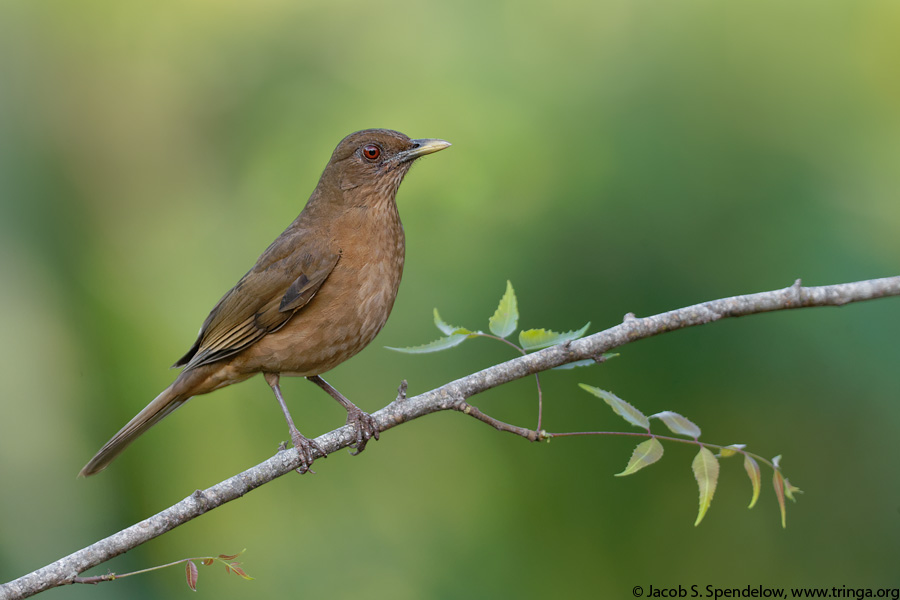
left=2, top=276, right=898, bottom=600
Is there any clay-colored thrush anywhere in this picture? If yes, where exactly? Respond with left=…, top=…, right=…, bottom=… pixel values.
left=80, top=129, right=450, bottom=476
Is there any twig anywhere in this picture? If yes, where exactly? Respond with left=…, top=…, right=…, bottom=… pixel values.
left=2, top=276, right=898, bottom=600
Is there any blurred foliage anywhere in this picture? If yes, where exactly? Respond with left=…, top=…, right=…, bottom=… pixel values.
left=1, top=0, right=899, bottom=598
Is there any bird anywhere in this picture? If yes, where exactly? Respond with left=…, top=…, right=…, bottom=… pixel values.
left=79, top=129, right=451, bottom=477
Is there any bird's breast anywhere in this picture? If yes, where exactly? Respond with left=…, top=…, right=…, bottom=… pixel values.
left=238, top=202, right=406, bottom=377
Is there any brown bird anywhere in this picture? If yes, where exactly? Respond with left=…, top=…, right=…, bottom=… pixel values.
left=80, top=129, right=450, bottom=477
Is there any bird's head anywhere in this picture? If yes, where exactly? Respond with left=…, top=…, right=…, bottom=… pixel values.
left=320, top=129, right=451, bottom=202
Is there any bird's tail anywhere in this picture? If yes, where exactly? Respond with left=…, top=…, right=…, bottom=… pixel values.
left=79, top=385, right=188, bottom=477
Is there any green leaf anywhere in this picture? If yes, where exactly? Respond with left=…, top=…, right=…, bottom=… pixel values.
left=579, top=384, right=649, bottom=430
left=651, top=411, right=701, bottom=439
left=743, top=454, right=761, bottom=509
left=386, top=333, right=470, bottom=354
left=719, top=443, right=746, bottom=458
left=518, top=322, right=590, bottom=351
left=553, top=352, right=617, bottom=370
left=784, top=478, right=802, bottom=502
left=433, top=308, right=471, bottom=336
left=615, top=437, right=664, bottom=476
left=488, top=280, right=518, bottom=338
left=773, top=469, right=787, bottom=528
left=692, top=446, right=720, bottom=526
left=552, top=359, right=596, bottom=370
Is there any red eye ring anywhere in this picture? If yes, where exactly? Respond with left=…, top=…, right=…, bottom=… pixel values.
left=362, top=144, right=381, bottom=160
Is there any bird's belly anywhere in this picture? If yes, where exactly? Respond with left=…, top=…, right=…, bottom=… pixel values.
left=236, top=247, right=403, bottom=377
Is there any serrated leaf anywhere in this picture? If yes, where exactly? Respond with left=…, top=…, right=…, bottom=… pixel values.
left=433, top=308, right=471, bottom=336
left=185, top=561, right=199, bottom=591
left=651, top=411, right=702, bottom=439
left=615, top=437, right=664, bottom=476
left=201, top=558, right=215, bottom=566
left=773, top=469, right=787, bottom=528
left=692, top=446, right=720, bottom=526
left=719, top=444, right=746, bottom=458
left=488, top=280, right=518, bottom=338
left=579, top=384, right=649, bottom=429
left=518, top=322, right=590, bottom=351
left=518, top=328, right=561, bottom=350
left=386, top=333, right=469, bottom=354
left=743, top=454, right=761, bottom=509
left=218, top=553, right=241, bottom=561
left=553, top=359, right=596, bottom=370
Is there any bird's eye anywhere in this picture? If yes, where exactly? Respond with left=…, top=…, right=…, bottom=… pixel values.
left=362, top=144, right=381, bottom=161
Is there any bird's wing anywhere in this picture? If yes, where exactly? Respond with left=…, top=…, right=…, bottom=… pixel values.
left=174, top=229, right=340, bottom=370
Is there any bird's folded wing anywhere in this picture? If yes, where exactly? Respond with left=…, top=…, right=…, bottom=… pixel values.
left=174, top=231, right=340, bottom=370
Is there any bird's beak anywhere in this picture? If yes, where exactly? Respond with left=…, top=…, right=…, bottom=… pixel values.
left=398, top=138, right=452, bottom=162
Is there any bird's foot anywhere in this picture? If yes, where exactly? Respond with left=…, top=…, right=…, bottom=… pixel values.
left=290, top=429, right=325, bottom=474
left=346, top=407, right=379, bottom=456
left=305, top=375, right=379, bottom=455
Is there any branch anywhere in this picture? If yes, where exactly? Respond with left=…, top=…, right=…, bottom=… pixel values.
left=3, top=276, right=898, bottom=600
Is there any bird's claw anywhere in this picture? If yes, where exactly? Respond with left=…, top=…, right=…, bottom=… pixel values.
left=346, top=408, right=379, bottom=456
left=290, top=430, right=325, bottom=474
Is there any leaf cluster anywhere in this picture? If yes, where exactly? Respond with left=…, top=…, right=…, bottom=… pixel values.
left=391, top=280, right=801, bottom=528
left=580, top=385, right=802, bottom=527
left=184, top=550, right=253, bottom=592
left=75, top=549, right=253, bottom=592
left=388, top=280, right=593, bottom=362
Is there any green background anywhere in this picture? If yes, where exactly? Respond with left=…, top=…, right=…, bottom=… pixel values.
left=2, top=1, right=898, bottom=598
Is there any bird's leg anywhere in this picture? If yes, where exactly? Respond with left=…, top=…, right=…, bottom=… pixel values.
left=307, top=375, right=379, bottom=455
left=264, top=372, right=323, bottom=474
